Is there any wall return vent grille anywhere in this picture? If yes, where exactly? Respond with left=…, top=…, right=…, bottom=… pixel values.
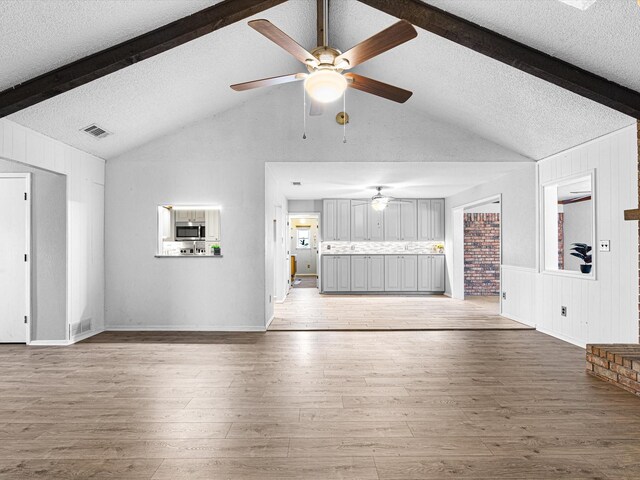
left=81, top=124, right=111, bottom=139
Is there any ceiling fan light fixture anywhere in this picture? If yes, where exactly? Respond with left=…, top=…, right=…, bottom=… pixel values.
left=371, top=196, right=389, bottom=212
left=304, top=69, right=347, bottom=103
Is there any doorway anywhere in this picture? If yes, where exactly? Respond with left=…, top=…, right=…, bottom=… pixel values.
left=0, top=173, right=31, bottom=343
left=289, top=214, right=319, bottom=289
left=452, top=195, right=502, bottom=315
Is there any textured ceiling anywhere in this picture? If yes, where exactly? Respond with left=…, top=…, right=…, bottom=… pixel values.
left=2, top=0, right=637, bottom=160
left=0, top=0, right=216, bottom=90
left=267, top=161, right=532, bottom=199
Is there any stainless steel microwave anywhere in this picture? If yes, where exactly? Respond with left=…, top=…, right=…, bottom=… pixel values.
left=175, top=223, right=205, bottom=240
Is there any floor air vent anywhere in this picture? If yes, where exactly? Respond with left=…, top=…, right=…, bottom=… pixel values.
left=81, top=124, right=111, bottom=139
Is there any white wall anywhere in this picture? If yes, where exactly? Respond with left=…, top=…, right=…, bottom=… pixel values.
left=288, top=199, right=323, bottom=213
left=105, top=87, right=526, bottom=332
left=534, top=125, right=638, bottom=346
left=0, top=119, right=105, bottom=344
left=445, top=166, right=537, bottom=295
left=265, top=165, right=287, bottom=320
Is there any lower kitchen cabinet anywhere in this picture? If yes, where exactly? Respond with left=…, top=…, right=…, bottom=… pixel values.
left=322, top=255, right=351, bottom=292
left=385, top=255, right=418, bottom=292
left=351, top=255, right=385, bottom=292
left=418, top=255, right=445, bottom=292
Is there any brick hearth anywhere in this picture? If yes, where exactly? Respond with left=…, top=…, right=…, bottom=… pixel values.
left=586, top=344, right=640, bottom=396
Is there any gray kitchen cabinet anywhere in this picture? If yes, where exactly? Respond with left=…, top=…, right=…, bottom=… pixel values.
left=418, top=255, right=445, bottom=292
left=323, top=199, right=351, bottom=241
left=385, top=255, right=417, bottom=292
left=384, top=200, right=417, bottom=241
left=401, top=255, right=418, bottom=291
left=418, top=199, right=445, bottom=241
left=400, top=200, right=417, bottom=241
left=322, top=255, right=351, bottom=292
left=351, top=201, right=384, bottom=241
left=351, top=255, right=385, bottom=292
left=368, top=255, right=385, bottom=291
left=350, top=255, right=368, bottom=291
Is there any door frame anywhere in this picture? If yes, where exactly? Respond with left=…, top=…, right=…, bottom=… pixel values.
left=0, top=173, right=32, bottom=344
left=451, top=194, right=502, bottom=312
left=288, top=213, right=321, bottom=288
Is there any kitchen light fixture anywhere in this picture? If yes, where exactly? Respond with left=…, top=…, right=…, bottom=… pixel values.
left=557, top=0, right=596, bottom=10
left=371, top=195, right=389, bottom=212
left=304, top=69, right=347, bottom=103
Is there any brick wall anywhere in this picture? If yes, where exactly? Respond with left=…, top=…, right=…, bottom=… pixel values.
left=464, top=213, right=500, bottom=296
left=637, top=122, right=640, bottom=343
left=558, top=212, right=565, bottom=270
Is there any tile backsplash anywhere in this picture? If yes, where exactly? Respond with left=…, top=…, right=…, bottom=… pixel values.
left=321, top=241, right=444, bottom=255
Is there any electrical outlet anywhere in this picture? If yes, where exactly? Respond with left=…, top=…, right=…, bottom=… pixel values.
left=502, top=292, right=506, bottom=300
left=599, top=240, right=610, bottom=252
left=561, top=306, right=567, bottom=317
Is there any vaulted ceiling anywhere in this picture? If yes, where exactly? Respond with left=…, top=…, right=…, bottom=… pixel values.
left=1, top=0, right=637, bottom=160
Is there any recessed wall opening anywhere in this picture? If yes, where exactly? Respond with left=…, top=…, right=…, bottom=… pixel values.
left=266, top=162, right=531, bottom=331
left=463, top=199, right=501, bottom=314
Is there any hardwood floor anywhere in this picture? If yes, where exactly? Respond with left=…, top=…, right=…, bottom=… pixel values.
left=1, top=330, right=640, bottom=478
left=271, top=288, right=528, bottom=330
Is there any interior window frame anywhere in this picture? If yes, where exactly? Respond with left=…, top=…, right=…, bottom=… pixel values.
left=540, top=170, right=596, bottom=280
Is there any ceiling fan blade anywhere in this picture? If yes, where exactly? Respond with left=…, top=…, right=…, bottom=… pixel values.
left=230, top=73, right=306, bottom=91
left=309, top=99, right=325, bottom=116
left=335, top=20, right=417, bottom=69
left=344, top=73, right=412, bottom=103
left=249, top=19, right=319, bottom=67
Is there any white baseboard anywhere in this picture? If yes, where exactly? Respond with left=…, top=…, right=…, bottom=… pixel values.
left=500, top=312, right=536, bottom=328
left=266, top=315, right=275, bottom=330
left=70, top=328, right=104, bottom=344
left=28, top=339, right=70, bottom=346
left=536, top=326, right=586, bottom=349
left=105, top=325, right=267, bottom=332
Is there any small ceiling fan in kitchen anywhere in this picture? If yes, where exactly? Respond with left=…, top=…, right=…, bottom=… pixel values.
left=352, top=186, right=410, bottom=212
left=230, top=0, right=417, bottom=116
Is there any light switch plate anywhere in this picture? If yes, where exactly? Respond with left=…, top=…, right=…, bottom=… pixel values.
left=599, top=240, right=610, bottom=252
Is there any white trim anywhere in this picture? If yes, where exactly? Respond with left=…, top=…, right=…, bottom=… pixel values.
left=266, top=315, right=275, bottom=329
left=536, top=326, right=586, bottom=349
left=0, top=173, right=31, bottom=344
left=539, top=169, right=596, bottom=280
left=501, top=312, right=536, bottom=328
left=69, top=328, right=104, bottom=344
left=28, top=339, right=71, bottom=346
left=106, top=325, right=267, bottom=332
left=500, top=265, right=537, bottom=273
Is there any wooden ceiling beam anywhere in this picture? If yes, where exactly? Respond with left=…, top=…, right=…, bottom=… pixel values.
left=356, top=0, right=640, bottom=119
left=0, top=0, right=288, bottom=118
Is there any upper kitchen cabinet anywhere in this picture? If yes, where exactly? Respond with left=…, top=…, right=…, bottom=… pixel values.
left=418, top=199, right=444, bottom=242
left=175, top=209, right=206, bottom=223
left=205, top=209, right=221, bottom=242
left=351, top=201, right=384, bottom=241
left=384, top=200, right=417, bottom=241
left=323, top=199, right=350, bottom=241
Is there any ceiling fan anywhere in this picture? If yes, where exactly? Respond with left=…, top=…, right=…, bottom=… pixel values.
left=230, top=0, right=417, bottom=115
left=354, top=186, right=408, bottom=211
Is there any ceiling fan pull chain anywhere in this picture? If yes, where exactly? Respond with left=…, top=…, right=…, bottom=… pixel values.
left=302, top=86, right=307, bottom=140
left=342, top=90, right=347, bottom=144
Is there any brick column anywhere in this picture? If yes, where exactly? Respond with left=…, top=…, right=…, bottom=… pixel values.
left=637, top=122, right=640, bottom=342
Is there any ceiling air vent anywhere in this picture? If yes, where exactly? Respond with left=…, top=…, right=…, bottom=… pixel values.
left=81, top=124, right=111, bottom=139
left=292, top=181, right=302, bottom=186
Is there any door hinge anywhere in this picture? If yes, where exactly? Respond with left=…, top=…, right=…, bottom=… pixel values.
left=24, top=254, right=28, bottom=262
left=24, top=315, right=28, bottom=324
left=24, top=192, right=27, bottom=200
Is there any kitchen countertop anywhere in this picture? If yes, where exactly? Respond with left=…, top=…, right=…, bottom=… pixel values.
left=155, top=254, right=224, bottom=258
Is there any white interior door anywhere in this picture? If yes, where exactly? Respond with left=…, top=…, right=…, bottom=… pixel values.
left=0, top=174, right=30, bottom=343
